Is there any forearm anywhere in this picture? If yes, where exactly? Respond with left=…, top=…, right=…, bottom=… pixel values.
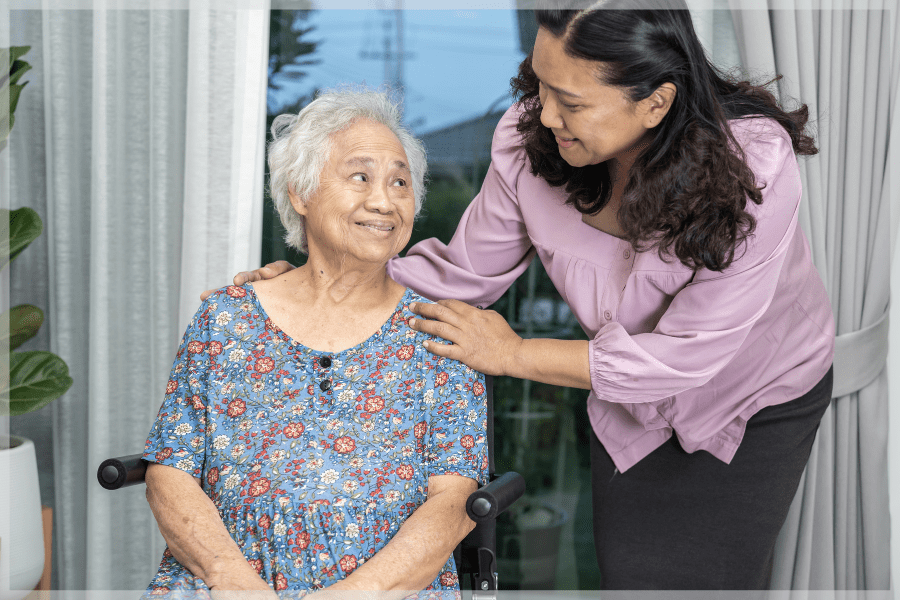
left=327, top=483, right=476, bottom=596
left=145, top=463, right=272, bottom=592
left=387, top=156, right=535, bottom=307
left=506, top=337, right=592, bottom=390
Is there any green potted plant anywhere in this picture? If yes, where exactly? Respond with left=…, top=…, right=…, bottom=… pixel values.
left=1, top=206, right=72, bottom=416
left=1, top=46, right=73, bottom=599
left=0, top=46, right=30, bottom=153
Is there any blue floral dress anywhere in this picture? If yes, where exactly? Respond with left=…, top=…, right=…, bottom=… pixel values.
left=143, top=284, right=488, bottom=596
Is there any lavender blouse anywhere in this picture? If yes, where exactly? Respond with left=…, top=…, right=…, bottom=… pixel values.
left=387, top=104, right=835, bottom=472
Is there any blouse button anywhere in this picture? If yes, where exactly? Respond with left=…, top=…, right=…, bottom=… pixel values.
left=319, top=356, right=332, bottom=368
left=319, top=379, right=332, bottom=392
left=623, top=249, right=631, bottom=259
left=604, top=310, right=612, bottom=320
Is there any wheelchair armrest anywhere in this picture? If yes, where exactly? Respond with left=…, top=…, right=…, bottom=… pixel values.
left=97, top=453, right=148, bottom=490
left=465, top=471, right=525, bottom=524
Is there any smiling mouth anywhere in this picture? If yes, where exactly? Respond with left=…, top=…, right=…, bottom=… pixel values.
left=356, top=221, right=395, bottom=232
left=554, top=134, right=577, bottom=148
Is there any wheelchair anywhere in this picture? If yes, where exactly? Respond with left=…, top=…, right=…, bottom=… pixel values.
left=97, top=375, right=525, bottom=598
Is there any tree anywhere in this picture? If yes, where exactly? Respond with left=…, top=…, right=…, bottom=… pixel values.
left=267, top=10, right=320, bottom=116
left=263, top=10, right=321, bottom=267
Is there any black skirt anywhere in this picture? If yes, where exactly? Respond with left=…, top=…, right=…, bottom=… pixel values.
left=590, top=366, right=833, bottom=590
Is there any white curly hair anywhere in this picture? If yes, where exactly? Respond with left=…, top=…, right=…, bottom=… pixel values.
left=267, top=88, right=428, bottom=254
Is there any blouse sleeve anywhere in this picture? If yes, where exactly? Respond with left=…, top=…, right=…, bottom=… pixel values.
left=423, top=356, right=489, bottom=485
left=589, top=120, right=807, bottom=403
left=387, top=106, right=535, bottom=307
left=142, top=300, right=214, bottom=478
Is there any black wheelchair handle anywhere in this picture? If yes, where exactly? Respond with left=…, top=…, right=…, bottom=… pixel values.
left=465, top=471, right=525, bottom=524
left=97, top=453, right=148, bottom=490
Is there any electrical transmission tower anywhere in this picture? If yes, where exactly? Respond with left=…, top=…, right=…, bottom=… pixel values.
left=359, top=1, right=415, bottom=115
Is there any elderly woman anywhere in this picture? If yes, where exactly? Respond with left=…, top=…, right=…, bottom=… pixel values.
left=142, top=89, right=488, bottom=597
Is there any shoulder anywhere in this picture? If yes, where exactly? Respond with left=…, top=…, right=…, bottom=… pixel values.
left=728, top=116, right=798, bottom=187
left=201, top=283, right=253, bottom=303
left=405, top=288, right=433, bottom=307
left=728, top=115, right=790, bottom=143
left=719, top=118, right=802, bottom=268
left=481, top=103, right=538, bottom=200
left=189, top=284, right=256, bottom=325
left=397, top=290, right=482, bottom=377
left=398, top=289, right=437, bottom=342
left=489, top=103, right=528, bottom=163
left=393, top=288, right=429, bottom=327
left=198, top=284, right=255, bottom=312
left=494, top=103, right=525, bottom=143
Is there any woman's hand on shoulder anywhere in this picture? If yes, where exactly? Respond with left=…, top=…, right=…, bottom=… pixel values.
left=409, top=299, right=523, bottom=377
left=200, top=261, right=296, bottom=301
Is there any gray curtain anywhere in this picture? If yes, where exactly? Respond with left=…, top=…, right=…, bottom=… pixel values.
left=730, top=2, right=896, bottom=590
left=8, top=5, right=268, bottom=590
left=10, top=9, right=191, bottom=589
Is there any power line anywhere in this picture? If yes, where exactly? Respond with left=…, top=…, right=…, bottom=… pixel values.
left=357, top=3, right=412, bottom=111
left=306, top=19, right=517, bottom=37
left=407, top=44, right=521, bottom=56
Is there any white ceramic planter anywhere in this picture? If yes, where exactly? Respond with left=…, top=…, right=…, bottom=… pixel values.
left=0, top=435, right=45, bottom=600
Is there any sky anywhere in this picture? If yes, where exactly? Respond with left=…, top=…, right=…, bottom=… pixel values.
left=268, top=8, right=529, bottom=135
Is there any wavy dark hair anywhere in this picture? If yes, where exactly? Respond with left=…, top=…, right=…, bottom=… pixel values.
left=511, top=0, right=817, bottom=271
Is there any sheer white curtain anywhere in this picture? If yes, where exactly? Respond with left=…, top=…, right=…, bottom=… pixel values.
left=729, top=0, right=897, bottom=590
left=881, top=4, right=898, bottom=591
left=8, top=4, right=269, bottom=590
left=685, top=0, right=742, bottom=74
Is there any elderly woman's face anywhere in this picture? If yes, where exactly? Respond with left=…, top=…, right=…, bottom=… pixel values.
left=293, top=118, right=415, bottom=268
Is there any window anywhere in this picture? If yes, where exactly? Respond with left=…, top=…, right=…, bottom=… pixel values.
left=264, top=8, right=598, bottom=589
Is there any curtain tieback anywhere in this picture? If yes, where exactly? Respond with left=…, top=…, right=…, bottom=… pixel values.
left=831, top=304, right=890, bottom=398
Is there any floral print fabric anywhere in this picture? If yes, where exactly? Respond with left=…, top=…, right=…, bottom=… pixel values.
left=143, top=284, right=488, bottom=596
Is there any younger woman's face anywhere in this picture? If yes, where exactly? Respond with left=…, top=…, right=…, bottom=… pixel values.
left=531, top=27, right=658, bottom=173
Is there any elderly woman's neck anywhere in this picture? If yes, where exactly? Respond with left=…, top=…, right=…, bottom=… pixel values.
left=301, top=261, right=403, bottom=306
left=249, top=262, right=406, bottom=353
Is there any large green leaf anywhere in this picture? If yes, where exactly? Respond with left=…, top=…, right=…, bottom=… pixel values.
left=1, top=46, right=31, bottom=71
left=1, top=46, right=31, bottom=145
left=3, top=351, right=73, bottom=416
left=2, top=304, right=44, bottom=350
left=8, top=80, right=27, bottom=121
left=9, top=59, right=32, bottom=87
left=1, top=207, right=43, bottom=269
left=0, top=47, right=31, bottom=90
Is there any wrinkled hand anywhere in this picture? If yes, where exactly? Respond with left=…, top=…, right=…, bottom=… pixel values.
left=209, top=589, right=279, bottom=600
left=200, top=261, right=296, bottom=301
left=206, top=570, right=279, bottom=599
left=304, top=589, right=401, bottom=600
left=410, top=299, right=523, bottom=376
left=305, top=590, right=402, bottom=600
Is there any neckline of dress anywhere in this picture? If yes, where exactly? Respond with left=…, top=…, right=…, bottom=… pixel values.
left=242, top=283, right=414, bottom=357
